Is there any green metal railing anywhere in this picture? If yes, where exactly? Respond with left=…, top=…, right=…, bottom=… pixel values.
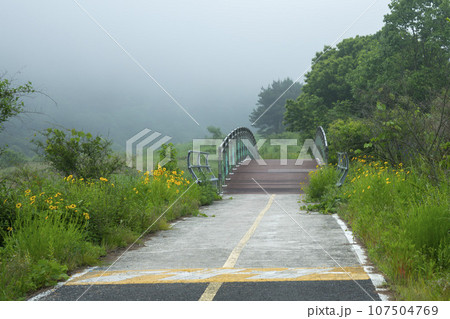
left=314, top=126, right=329, bottom=165
left=187, top=150, right=218, bottom=187
left=314, top=126, right=349, bottom=186
left=218, top=127, right=258, bottom=193
left=336, top=152, right=349, bottom=187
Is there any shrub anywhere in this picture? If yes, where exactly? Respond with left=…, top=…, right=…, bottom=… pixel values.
left=305, top=164, right=339, bottom=202
left=33, top=128, right=124, bottom=179
left=367, top=92, right=450, bottom=183
left=159, top=143, right=178, bottom=173
left=327, top=118, right=372, bottom=163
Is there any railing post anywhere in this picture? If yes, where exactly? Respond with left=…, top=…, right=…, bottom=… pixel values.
left=218, top=145, right=223, bottom=193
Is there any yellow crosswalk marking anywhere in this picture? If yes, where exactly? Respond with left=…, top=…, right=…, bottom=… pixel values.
left=66, top=267, right=369, bottom=285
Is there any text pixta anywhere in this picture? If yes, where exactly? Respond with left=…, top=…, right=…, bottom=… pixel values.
left=308, top=306, right=351, bottom=318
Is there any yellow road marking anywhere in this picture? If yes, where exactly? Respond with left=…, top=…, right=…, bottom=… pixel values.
left=198, top=282, right=222, bottom=301
left=199, top=194, right=275, bottom=300
left=66, top=267, right=369, bottom=285
left=224, top=194, right=275, bottom=268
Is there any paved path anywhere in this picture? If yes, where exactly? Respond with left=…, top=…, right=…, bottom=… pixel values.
left=37, top=193, right=383, bottom=301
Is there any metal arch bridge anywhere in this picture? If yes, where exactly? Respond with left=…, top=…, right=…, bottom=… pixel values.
left=188, top=126, right=347, bottom=194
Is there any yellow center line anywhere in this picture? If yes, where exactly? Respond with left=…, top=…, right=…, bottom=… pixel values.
left=198, top=194, right=276, bottom=301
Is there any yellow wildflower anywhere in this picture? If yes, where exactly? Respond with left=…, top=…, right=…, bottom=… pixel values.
left=16, top=203, right=22, bottom=209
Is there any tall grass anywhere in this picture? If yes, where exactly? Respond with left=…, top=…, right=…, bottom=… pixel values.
left=0, top=165, right=217, bottom=300
left=305, top=157, right=449, bottom=300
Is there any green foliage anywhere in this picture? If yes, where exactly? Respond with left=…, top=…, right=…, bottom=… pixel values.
left=327, top=118, right=372, bottom=163
left=250, top=78, right=302, bottom=136
left=284, top=1, right=450, bottom=133
left=304, top=164, right=339, bottom=204
left=0, top=78, right=35, bottom=161
left=379, top=0, right=450, bottom=104
left=0, top=208, right=105, bottom=300
left=29, top=259, right=69, bottom=288
left=367, top=91, right=450, bottom=183
left=33, top=128, right=124, bottom=179
left=0, top=78, right=34, bottom=133
left=285, top=36, right=375, bottom=134
left=197, top=182, right=220, bottom=206
left=304, top=158, right=450, bottom=300
left=159, top=143, right=178, bottom=173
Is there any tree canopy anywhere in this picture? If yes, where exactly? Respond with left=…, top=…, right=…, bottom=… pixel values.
left=284, top=0, right=450, bottom=134
left=249, top=78, right=302, bottom=136
left=0, top=78, right=34, bottom=133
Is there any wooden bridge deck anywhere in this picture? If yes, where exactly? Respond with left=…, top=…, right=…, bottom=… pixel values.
left=222, top=159, right=317, bottom=194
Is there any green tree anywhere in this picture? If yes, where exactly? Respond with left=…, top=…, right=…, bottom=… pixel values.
left=206, top=126, right=224, bottom=139
left=353, top=0, right=450, bottom=108
left=34, top=128, right=124, bottom=179
left=284, top=36, right=373, bottom=133
left=284, top=0, right=450, bottom=134
left=249, top=78, right=302, bottom=136
left=0, top=78, right=34, bottom=153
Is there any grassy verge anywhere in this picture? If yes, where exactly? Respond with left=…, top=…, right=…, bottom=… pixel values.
left=304, top=158, right=449, bottom=300
left=0, top=164, right=218, bottom=300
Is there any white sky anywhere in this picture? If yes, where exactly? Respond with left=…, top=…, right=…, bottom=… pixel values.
left=0, top=0, right=391, bottom=142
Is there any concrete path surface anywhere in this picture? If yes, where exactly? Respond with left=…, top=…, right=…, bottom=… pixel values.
left=35, top=193, right=386, bottom=301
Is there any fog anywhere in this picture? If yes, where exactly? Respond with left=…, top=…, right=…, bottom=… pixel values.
left=0, top=0, right=391, bottom=152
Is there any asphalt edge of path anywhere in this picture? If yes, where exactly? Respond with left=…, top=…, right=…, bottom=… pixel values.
left=332, top=214, right=390, bottom=301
